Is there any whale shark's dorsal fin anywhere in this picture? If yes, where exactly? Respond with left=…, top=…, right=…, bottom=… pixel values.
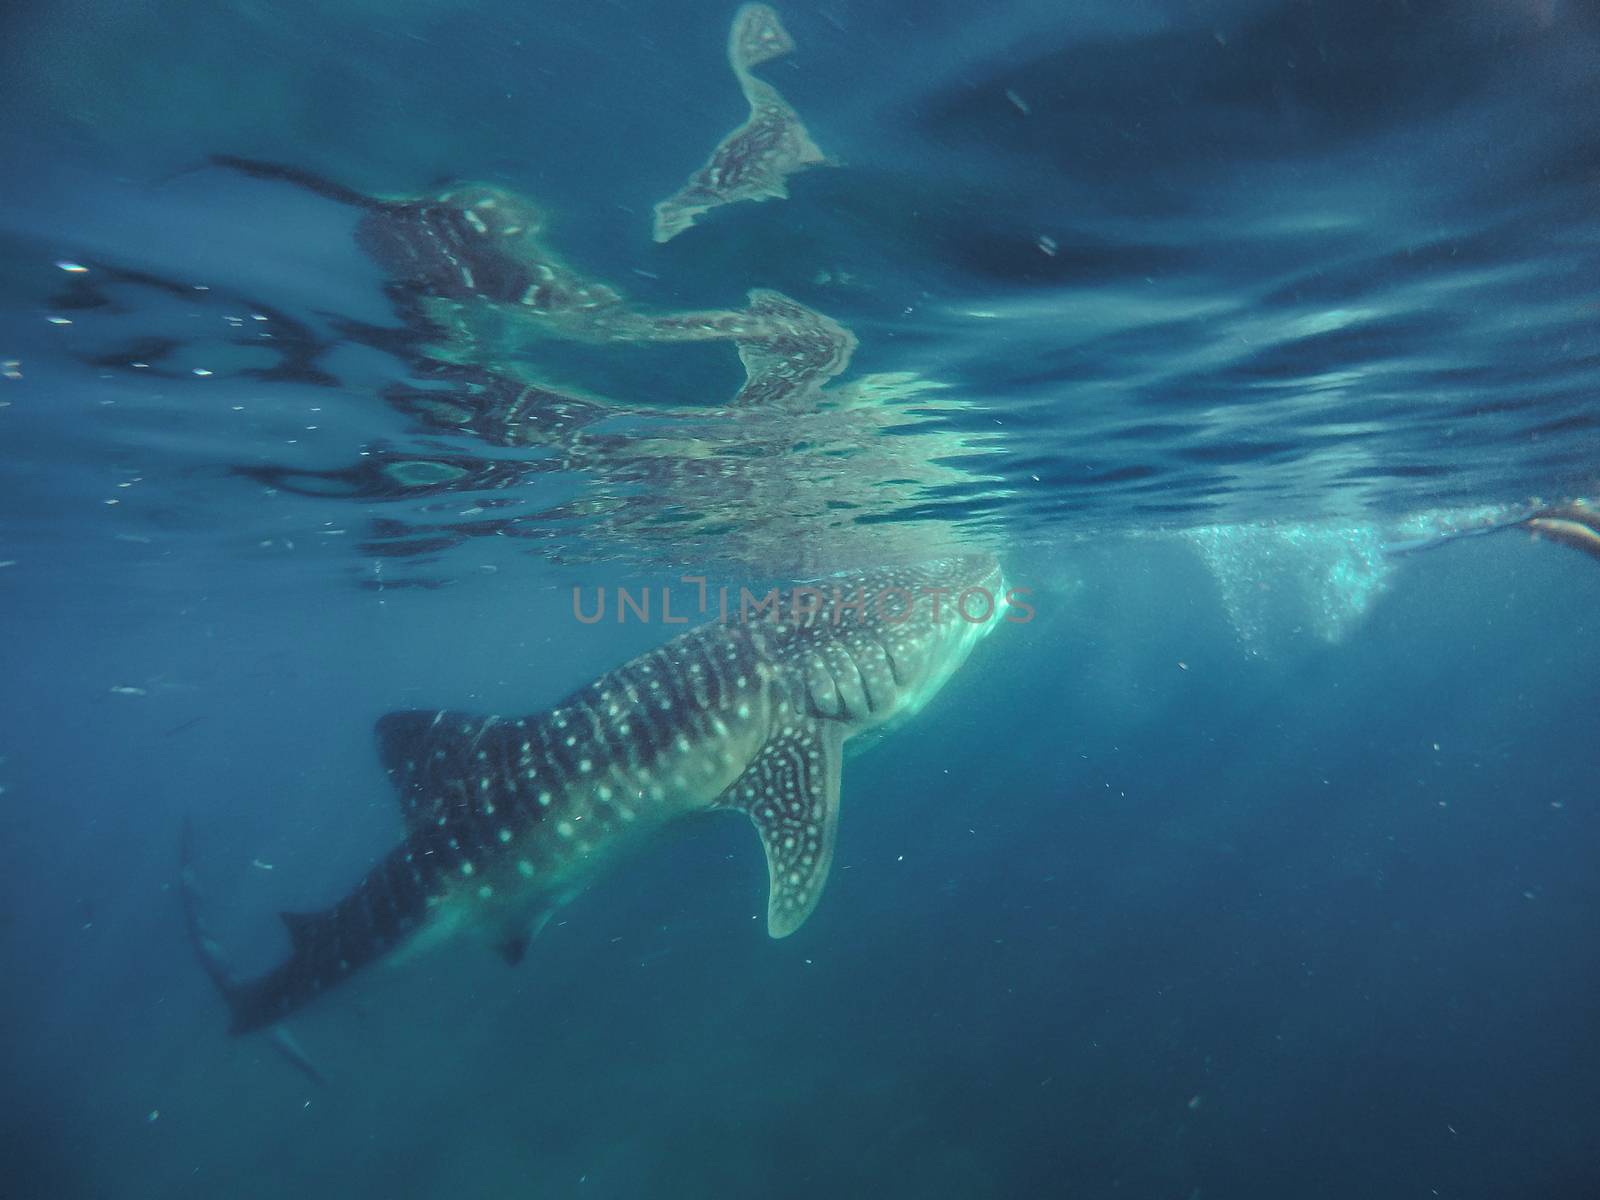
left=723, top=718, right=845, bottom=937
left=375, top=709, right=449, bottom=832
left=375, top=708, right=511, bottom=834
left=280, top=911, right=323, bottom=954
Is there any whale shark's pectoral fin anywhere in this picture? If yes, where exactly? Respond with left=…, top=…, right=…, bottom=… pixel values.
left=496, top=934, right=529, bottom=965
left=494, top=906, right=556, bottom=966
left=268, top=1024, right=328, bottom=1088
left=725, top=718, right=845, bottom=937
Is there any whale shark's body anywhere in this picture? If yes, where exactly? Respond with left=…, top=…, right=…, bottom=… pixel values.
left=185, top=557, right=1014, bottom=1034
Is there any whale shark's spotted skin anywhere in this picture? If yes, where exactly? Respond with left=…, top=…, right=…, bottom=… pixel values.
left=206, top=556, right=1009, bottom=1033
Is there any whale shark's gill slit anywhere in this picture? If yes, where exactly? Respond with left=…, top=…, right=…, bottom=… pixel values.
left=701, top=635, right=735, bottom=714
left=537, top=709, right=582, bottom=792
left=802, top=650, right=842, bottom=719
left=722, top=717, right=845, bottom=937
left=619, top=659, right=666, bottom=764
left=613, top=673, right=659, bottom=768
left=878, top=625, right=916, bottom=688
left=654, top=640, right=699, bottom=718
left=494, top=728, right=529, bottom=822
left=823, top=638, right=870, bottom=721
left=573, top=692, right=619, bottom=776
left=679, top=638, right=720, bottom=716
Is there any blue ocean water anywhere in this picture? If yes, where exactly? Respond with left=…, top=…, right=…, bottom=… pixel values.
left=2, top=1, right=1598, bottom=1197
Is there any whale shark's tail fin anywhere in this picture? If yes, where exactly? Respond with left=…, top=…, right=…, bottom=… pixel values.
left=179, top=816, right=239, bottom=1004
left=205, top=155, right=389, bottom=210
left=179, top=818, right=328, bottom=1085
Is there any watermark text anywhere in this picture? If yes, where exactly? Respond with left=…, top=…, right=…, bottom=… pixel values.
left=571, top=577, right=1034, bottom=626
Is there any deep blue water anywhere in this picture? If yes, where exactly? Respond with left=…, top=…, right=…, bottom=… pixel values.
left=3, top=1, right=1599, bottom=1197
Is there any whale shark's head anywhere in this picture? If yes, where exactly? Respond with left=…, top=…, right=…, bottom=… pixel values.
left=769, top=554, right=1009, bottom=741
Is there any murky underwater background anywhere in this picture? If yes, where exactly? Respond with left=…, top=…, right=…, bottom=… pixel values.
left=2, top=0, right=1599, bottom=1196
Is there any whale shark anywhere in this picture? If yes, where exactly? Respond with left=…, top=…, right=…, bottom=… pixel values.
left=184, top=556, right=1021, bottom=1035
